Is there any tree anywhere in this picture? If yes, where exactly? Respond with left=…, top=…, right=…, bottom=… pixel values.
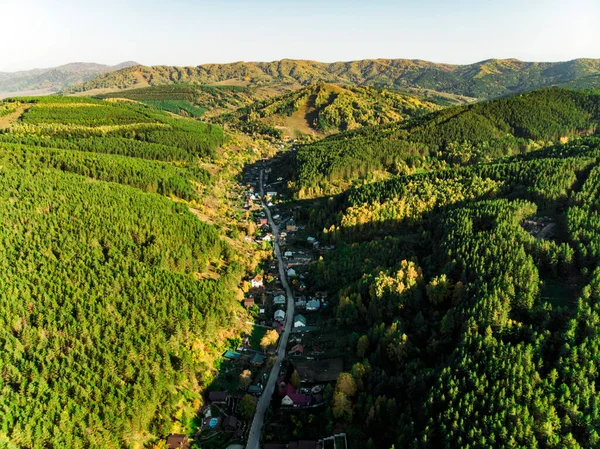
left=357, top=335, right=369, bottom=358
left=335, top=372, right=357, bottom=397
left=239, top=369, right=252, bottom=390
left=260, top=329, right=279, bottom=352
left=239, top=394, right=256, bottom=421
left=290, top=370, right=301, bottom=390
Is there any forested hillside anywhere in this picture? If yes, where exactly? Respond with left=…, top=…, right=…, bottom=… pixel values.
left=0, top=96, right=250, bottom=448
left=293, top=88, right=600, bottom=198
left=0, top=61, right=137, bottom=98
left=64, top=58, right=600, bottom=100
left=302, top=136, right=600, bottom=448
left=214, top=82, right=439, bottom=138
left=96, top=84, right=289, bottom=118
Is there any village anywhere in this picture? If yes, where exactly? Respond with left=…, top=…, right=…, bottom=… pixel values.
left=165, top=154, right=347, bottom=449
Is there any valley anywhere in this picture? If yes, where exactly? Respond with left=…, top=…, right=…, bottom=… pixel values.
left=2, top=63, right=600, bottom=449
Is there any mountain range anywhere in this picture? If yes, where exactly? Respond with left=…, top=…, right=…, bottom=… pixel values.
left=62, top=58, right=600, bottom=100
left=0, top=61, right=138, bottom=98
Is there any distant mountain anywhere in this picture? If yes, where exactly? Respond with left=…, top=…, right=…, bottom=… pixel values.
left=64, top=58, right=600, bottom=100
left=0, top=61, right=138, bottom=97
left=215, top=82, right=440, bottom=138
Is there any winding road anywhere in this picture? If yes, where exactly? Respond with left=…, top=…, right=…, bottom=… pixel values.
left=245, top=168, right=295, bottom=449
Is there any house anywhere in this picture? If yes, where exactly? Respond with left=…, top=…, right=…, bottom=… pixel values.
left=208, top=391, right=228, bottom=404
left=273, top=294, right=286, bottom=305
left=274, top=310, right=285, bottom=321
left=222, top=415, right=238, bottom=432
left=267, top=191, right=278, bottom=198
left=251, top=274, right=264, bottom=288
left=257, top=218, right=268, bottom=226
left=294, top=315, right=307, bottom=328
left=282, top=393, right=311, bottom=407
left=248, top=384, right=262, bottom=395
left=286, top=219, right=297, bottom=232
left=167, top=434, right=190, bottom=449
left=251, top=353, right=265, bottom=367
left=284, top=251, right=293, bottom=258
left=243, top=298, right=255, bottom=308
left=289, top=344, right=304, bottom=356
left=223, top=350, right=242, bottom=360
left=295, top=298, right=306, bottom=308
left=287, top=268, right=297, bottom=278
left=306, top=299, right=321, bottom=311
left=307, top=237, right=316, bottom=244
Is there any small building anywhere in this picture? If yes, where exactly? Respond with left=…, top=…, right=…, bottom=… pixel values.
left=282, top=393, right=311, bottom=407
left=223, top=350, right=242, bottom=360
left=289, top=344, right=304, bottom=356
left=273, top=294, right=286, bottom=305
left=287, top=268, right=297, bottom=278
left=248, top=384, right=262, bottom=395
left=294, top=315, right=307, bottom=328
left=274, top=310, right=286, bottom=321
left=306, top=299, right=321, bottom=311
left=251, top=353, right=265, bottom=367
left=243, top=298, right=255, bottom=308
left=251, top=274, right=264, bottom=288
left=222, top=415, right=238, bottom=432
left=208, top=391, right=228, bottom=404
left=286, top=219, right=297, bottom=232
left=167, top=434, right=189, bottom=449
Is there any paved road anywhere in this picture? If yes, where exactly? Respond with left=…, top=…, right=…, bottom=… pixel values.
left=245, top=168, right=295, bottom=449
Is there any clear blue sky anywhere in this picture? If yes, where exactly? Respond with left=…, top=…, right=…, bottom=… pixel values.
left=2, top=0, right=599, bottom=71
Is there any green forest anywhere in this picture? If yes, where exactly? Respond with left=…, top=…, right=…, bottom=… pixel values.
left=294, top=99, right=600, bottom=448
left=0, top=96, right=248, bottom=448
left=293, top=88, right=600, bottom=198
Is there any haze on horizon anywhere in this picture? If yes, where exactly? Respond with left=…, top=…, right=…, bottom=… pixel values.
left=1, top=0, right=599, bottom=72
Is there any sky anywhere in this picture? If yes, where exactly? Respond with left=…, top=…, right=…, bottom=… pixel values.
left=1, top=0, right=599, bottom=72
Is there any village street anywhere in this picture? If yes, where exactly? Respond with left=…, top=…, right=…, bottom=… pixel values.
left=245, top=168, right=296, bottom=449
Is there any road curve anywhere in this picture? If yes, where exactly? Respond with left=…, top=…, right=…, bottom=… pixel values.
left=245, top=168, right=295, bottom=449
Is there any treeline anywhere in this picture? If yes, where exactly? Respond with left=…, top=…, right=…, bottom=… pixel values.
left=3, top=96, right=225, bottom=158
left=294, top=88, right=600, bottom=197
left=306, top=136, right=600, bottom=448
left=0, top=143, right=208, bottom=200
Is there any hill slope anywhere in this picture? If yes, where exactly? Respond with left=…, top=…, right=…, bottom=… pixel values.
left=0, top=96, right=250, bottom=448
left=215, top=82, right=440, bottom=138
left=293, top=88, right=600, bottom=197
left=64, top=58, right=600, bottom=100
left=0, top=61, right=138, bottom=98
left=96, top=83, right=288, bottom=118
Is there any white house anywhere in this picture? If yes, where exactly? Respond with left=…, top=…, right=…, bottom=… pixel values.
left=284, top=251, right=293, bottom=258
left=274, top=310, right=285, bottom=321
left=287, top=268, right=297, bottom=277
left=251, top=274, right=264, bottom=288
left=281, top=395, right=294, bottom=406
left=294, top=314, right=307, bottom=328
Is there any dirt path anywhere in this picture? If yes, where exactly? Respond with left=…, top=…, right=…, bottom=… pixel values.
left=0, top=103, right=30, bottom=130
